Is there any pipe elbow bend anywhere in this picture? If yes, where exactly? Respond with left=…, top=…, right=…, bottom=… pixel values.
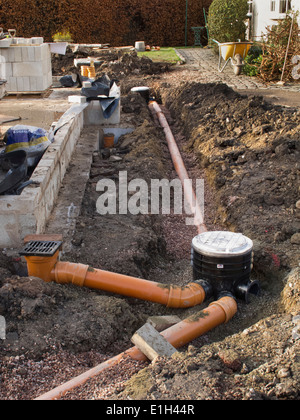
left=167, top=283, right=206, bottom=308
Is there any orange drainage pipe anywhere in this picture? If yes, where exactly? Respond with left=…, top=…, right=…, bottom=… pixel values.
left=149, top=100, right=207, bottom=235
left=34, top=296, right=237, bottom=400
left=25, top=254, right=206, bottom=309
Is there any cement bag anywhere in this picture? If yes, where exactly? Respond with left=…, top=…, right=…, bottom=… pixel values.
left=4, top=125, right=51, bottom=167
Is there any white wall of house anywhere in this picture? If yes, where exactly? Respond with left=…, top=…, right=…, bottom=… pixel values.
left=250, top=0, right=300, bottom=40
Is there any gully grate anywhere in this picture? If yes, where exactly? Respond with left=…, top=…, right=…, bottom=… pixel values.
left=20, top=240, right=62, bottom=257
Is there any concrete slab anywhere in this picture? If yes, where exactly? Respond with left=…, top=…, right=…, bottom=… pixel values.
left=74, top=58, right=102, bottom=67
left=131, top=323, right=178, bottom=361
left=147, top=315, right=182, bottom=332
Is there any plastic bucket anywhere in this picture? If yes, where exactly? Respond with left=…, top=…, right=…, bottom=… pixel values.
left=88, top=66, right=96, bottom=78
left=103, top=133, right=115, bottom=148
left=135, top=41, right=145, bottom=52
left=81, top=66, right=89, bottom=77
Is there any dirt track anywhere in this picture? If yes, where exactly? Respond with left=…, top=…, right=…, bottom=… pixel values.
left=0, top=51, right=299, bottom=400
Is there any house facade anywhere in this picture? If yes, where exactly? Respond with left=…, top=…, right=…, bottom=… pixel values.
left=248, top=0, right=300, bottom=40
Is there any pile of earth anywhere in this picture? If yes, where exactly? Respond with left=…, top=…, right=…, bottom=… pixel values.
left=0, top=275, right=145, bottom=359
left=52, top=47, right=171, bottom=81
left=51, top=45, right=120, bottom=76
left=163, top=82, right=300, bottom=278
left=97, top=51, right=171, bottom=80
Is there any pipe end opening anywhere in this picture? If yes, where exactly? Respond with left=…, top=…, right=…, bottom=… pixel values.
left=236, top=280, right=260, bottom=304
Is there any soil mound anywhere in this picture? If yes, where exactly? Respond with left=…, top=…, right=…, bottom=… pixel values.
left=166, top=82, right=300, bottom=276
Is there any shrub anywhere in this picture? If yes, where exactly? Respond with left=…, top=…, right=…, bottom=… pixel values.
left=52, top=31, right=73, bottom=42
left=258, top=13, right=300, bottom=81
left=242, top=45, right=262, bottom=76
left=207, top=0, right=249, bottom=44
left=0, top=0, right=213, bottom=46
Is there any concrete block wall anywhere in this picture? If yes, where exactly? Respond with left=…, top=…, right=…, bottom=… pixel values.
left=0, top=95, right=123, bottom=248
left=0, top=39, right=52, bottom=93
left=0, top=103, right=87, bottom=248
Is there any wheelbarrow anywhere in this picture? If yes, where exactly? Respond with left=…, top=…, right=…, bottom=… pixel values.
left=212, top=40, right=253, bottom=75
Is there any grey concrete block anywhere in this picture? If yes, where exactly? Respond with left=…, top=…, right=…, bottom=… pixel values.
left=12, top=46, right=22, bottom=62
left=28, top=46, right=35, bottom=62
left=7, top=76, right=17, bottom=92
left=12, top=61, right=43, bottom=77
left=147, top=315, right=182, bottom=332
left=131, top=323, right=178, bottom=361
left=68, top=95, right=87, bottom=104
left=31, top=37, right=44, bottom=44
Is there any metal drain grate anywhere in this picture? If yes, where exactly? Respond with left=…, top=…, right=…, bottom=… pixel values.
left=20, top=240, right=62, bottom=257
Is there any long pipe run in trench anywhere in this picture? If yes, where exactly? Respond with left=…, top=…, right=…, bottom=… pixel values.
left=149, top=101, right=207, bottom=235
left=35, top=296, right=237, bottom=400
left=25, top=252, right=207, bottom=309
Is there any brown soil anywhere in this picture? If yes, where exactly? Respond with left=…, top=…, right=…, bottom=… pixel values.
left=0, top=52, right=299, bottom=401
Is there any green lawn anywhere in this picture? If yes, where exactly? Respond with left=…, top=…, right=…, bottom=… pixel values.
left=137, top=47, right=181, bottom=64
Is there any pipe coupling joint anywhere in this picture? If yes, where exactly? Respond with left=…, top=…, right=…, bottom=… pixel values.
left=71, top=263, right=89, bottom=287
left=52, top=262, right=89, bottom=287
left=167, top=283, right=206, bottom=308
left=209, top=296, right=238, bottom=323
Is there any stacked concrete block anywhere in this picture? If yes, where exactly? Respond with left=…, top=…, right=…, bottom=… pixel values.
left=0, top=38, right=52, bottom=93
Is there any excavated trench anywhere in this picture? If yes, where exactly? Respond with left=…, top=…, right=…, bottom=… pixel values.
left=0, top=77, right=299, bottom=400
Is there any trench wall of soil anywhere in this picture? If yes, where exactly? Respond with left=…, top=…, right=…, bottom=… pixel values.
left=163, top=82, right=300, bottom=290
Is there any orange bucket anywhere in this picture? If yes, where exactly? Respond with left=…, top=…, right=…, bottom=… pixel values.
left=88, top=66, right=96, bottom=78
left=81, top=66, right=89, bottom=77
left=103, top=133, right=115, bottom=148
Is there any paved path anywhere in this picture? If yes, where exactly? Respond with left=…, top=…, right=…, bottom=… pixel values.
left=176, top=48, right=300, bottom=93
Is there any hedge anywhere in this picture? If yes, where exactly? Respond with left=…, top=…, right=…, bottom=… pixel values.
left=0, top=0, right=212, bottom=46
left=207, top=0, right=248, bottom=43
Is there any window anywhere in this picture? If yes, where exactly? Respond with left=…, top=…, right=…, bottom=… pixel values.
left=270, top=0, right=276, bottom=12
left=279, top=0, right=292, bottom=13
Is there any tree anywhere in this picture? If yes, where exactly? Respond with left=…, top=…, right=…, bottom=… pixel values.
left=207, top=0, right=248, bottom=43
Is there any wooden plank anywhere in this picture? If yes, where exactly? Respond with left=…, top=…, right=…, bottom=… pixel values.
left=6, top=91, right=44, bottom=97
left=6, top=88, right=52, bottom=98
